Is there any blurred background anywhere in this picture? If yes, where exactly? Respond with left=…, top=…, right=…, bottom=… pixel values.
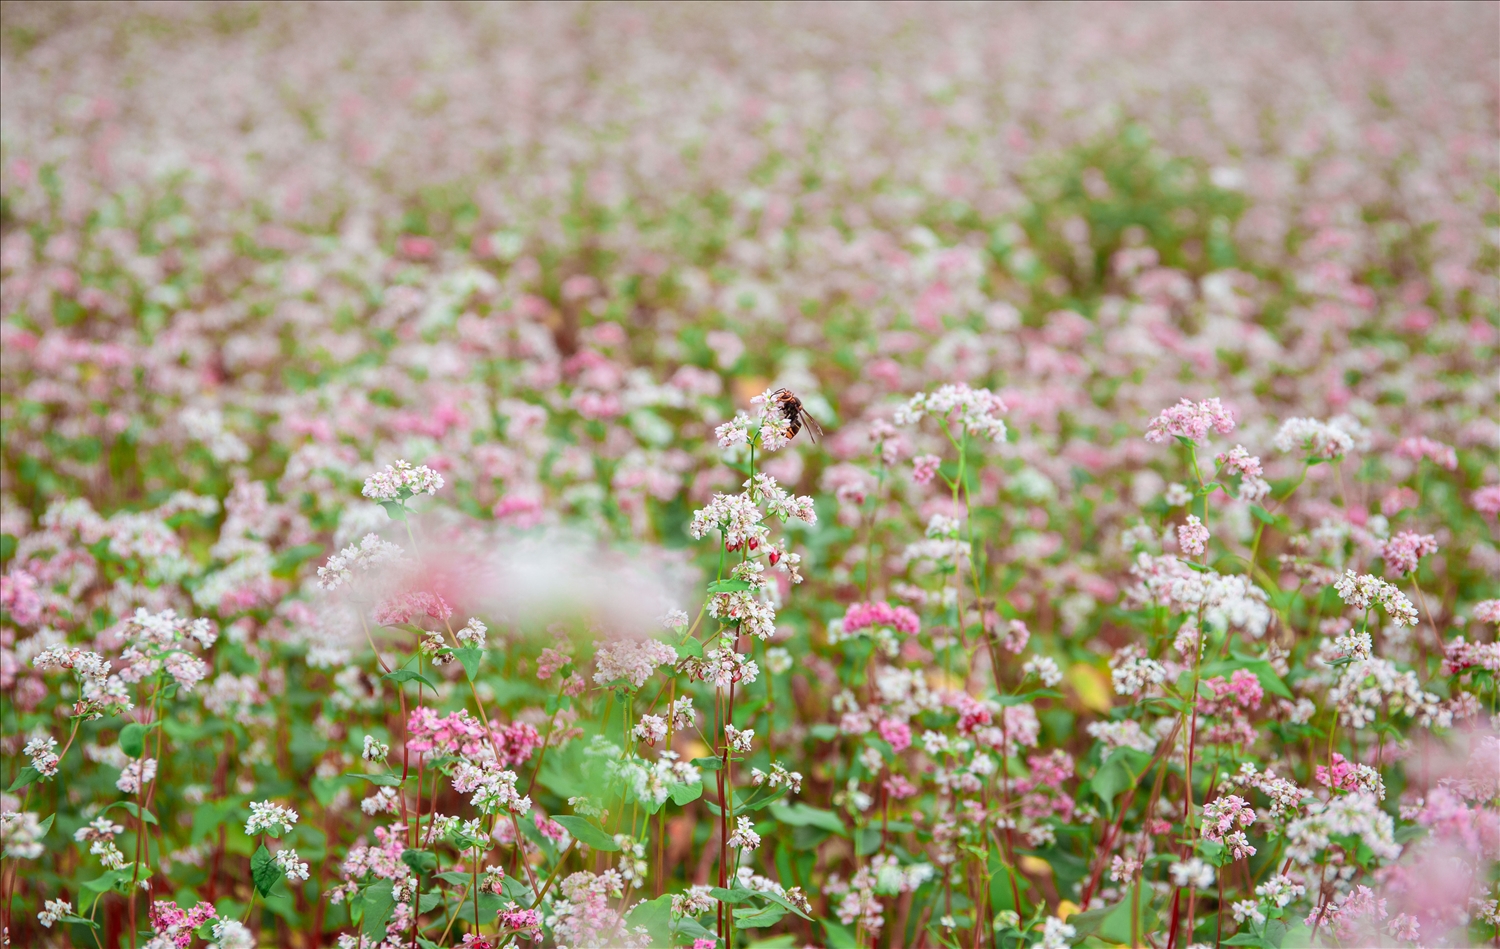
left=2, top=0, right=1497, bottom=622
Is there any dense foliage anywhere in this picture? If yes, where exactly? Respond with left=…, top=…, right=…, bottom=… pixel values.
left=1, top=3, right=1497, bottom=948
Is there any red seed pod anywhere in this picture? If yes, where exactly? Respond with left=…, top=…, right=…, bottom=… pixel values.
left=747, top=538, right=759, bottom=551
left=769, top=551, right=780, bottom=565
left=726, top=541, right=741, bottom=552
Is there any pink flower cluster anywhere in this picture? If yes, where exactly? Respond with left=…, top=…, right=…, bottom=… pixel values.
left=149, top=900, right=217, bottom=947
left=0, top=570, right=42, bottom=626
left=911, top=454, right=941, bottom=485
left=494, top=721, right=542, bottom=768
left=374, top=591, right=453, bottom=626
left=1144, top=398, right=1236, bottom=445
left=407, top=707, right=489, bottom=756
left=842, top=601, right=920, bottom=637
left=1380, top=532, right=1438, bottom=576
left=1393, top=436, right=1457, bottom=470
left=1199, top=669, right=1264, bottom=713
left=1320, top=752, right=1368, bottom=785
left=1177, top=515, right=1209, bottom=557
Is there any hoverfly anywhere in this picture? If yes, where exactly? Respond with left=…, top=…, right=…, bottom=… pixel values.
left=769, top=388, right=824, bottom=443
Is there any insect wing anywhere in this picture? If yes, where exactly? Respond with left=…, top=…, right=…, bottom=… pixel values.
left=798, top=408, right=824, bottom=443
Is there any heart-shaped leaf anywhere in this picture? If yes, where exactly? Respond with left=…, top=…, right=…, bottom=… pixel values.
left=346, top=772, right=403, bottom=787
left=5, top=766, right=40, bottom=793
left=453, top=647, right=482, bottom=681
left=250, top=844, right=284, bottom=897
left=119, top=722, right=159, bottom=758
left=551, top=814, right=620, bottom=851
left=361, top=878, right=396, bottom=938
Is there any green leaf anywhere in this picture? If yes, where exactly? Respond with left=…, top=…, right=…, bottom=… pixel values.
left=379, top=501, right=408, bottom=521
left=251, top=844, right=284, bottom=897
left=453, top=647, right=482, bottom=681
left=767, top=802, right=846, bottom=836
left=707, top=578, right=753, bottom=593
left=436, top=871, right=472, bottom=886
left=311, top=776, right=347, bottom=807
left=821, top=918, right=860, bottom=948
left=754, top=887, right=814, bottom=921
left=668, top=781, right=704, bottom=806
left=1203, top=657, right=1293, bottom=699
left=361, top=879, right=396, bottom=939
left=55, top=913, right=99, bottom=928
left=270, top=543, right=325, bottom=578
left=996, top=688, right=1063, bottom=705
left=552, top=814, right=620, bottom=851
left=81, top=870, right=129, bottom=893
left=104, top=801, right=159, bottom=825
left=625, top=894, right=673, bottom=946
left=708, top=887, right=758, bottom=904
left=417, top=891, right=444, bottom=914
left=346, top=772, right=403, bottom=787
left=1091, top=750, right=1148, bottom=813
left=119, top=722, right=159, bottom=758
left=738, top=784, right=788, bottom=812
left=401, top=849, right=437, bottom=875
left=734, top=905, right=787, bottom=928
left=1249, top=505, right=1277, bottom=525
left=383, top=668, right=440, bottom=691
left=5, top=766, right=40, bottom=793
left=35, top=812, right=55, bottom=838
left=678, top=636, right=704, bottom=659
left=692, top=756, right=723, bottom=771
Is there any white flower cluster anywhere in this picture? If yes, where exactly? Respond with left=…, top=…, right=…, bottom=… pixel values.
left=724, top=724, right=755, bottom=753
left=894, top=384, right=1008, bottom=442
left=454, top=764, right=531, bottom=815
left=1324, top=651, right=1447, bottom=729
left=680, top=646, right=759, bottom=690
left=633, top=714, right=667, bottom=745
left=455, top=617, right=487, bottom=648
left=38, top=897, right=73, bottom=928
left=115, top=608, right=217, bottom=693
left=1169, top=857, right=1216, bottom=888
left=210, top=920, right=255, bottom=949
left=274, top=847, right=310, bottom=881
left=714, top=414, right=751, bottom=449
left=707, top=589, right=777, bottom=640
left=1086, top=719, right=1157, bottom=753
left=1285, top=792, right=1400, bottom=864
left=24, top=735, right=59, bottom=778
left=1231, top=763, right=1309, bottom=819
left=750, top=762, right=803, bottom=793
left=1126, top=554, right=1273, bottom=638
left=316, top=533, right=403, bottom=591
left=1273, top=416, right=1363, bottom=460
left=748, top=473, right=816, bottom=524
left=689, top=492, right=767, bottom=548
left=1022, top=655, right=1064, bottom=687
left=32, top=645, right=134, bottom=720
left=608, top=751, right=700, bottom=809
left=116, top=757, right=157, bottom=794
left=727, top=815, right=761, bottom=850
left=1334, top=571, right=1419, bottom=626
left=593, top=638, right=678, bottom=689
left=361, top=734, right=389, bottom=762
left=245, top=800, right=299, bottom=837
left=361, top=459, right=444, bottom=501
left=2, top=808, right=46, bottom=859
left=1254, top=874, right=1306, bottom=908
left=1109, top=644, right=1166, bottom=697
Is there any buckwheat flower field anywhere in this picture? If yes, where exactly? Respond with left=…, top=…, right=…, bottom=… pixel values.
left=1, top=2, right=1497, bottom=947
